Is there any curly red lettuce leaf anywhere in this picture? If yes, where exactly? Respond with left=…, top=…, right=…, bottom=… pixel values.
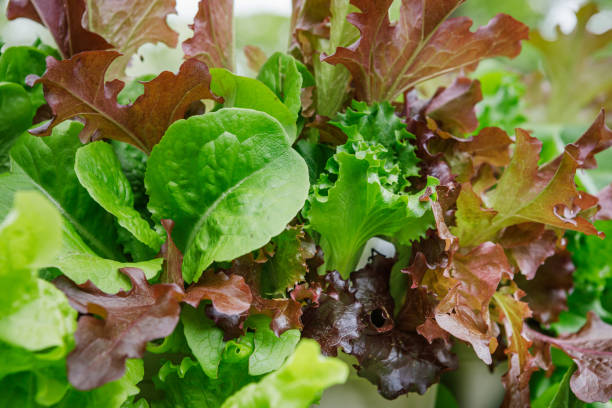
left=54, top=267, right=183, bottom=390
left=28, top=51, right=221, bottom=153
left=6, top=0, right=112, bottom=59
left=322, top=0, right=528, bottom=103
left=182, top=0, right=234, bottom=70
left=303, top=255, right=457, bottom=399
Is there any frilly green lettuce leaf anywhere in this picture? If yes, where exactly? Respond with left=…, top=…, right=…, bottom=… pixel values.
left=306, top=150, right=435, bottom=278
left=182, top=305, right=226, bottom=379
left=305, top=101, right=432, bottom=277
left=247, top=314, right=301, bottom=376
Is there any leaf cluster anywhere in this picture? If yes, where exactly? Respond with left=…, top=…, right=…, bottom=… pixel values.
left=0, top=0, right=611, bottom=407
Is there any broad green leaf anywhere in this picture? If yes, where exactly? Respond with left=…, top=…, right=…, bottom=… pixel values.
left=0, top=359, right=143, bottom=408
left=1, top=131, right=160, bottom=293
left=75, top=142, right=163, bottom=250
left=182, top=305, right=225, bottom=379
left=10, top=121, right=121, bottom=260
left=0, top=173, right=36, bottom=219
left=247, top=315, right=300, bottom=376
left=0, top=46, right=48, bottom=86
left=295, top=139, right=335, bottom=184
left=220, top=339, right=348, bottom=408
left=112, top=141, right=150, bottom=224
left=0, top=191, right=62, bottom=273
left=210, top=69, right=298, bottom=143
left=256, top=52, right=303, bottom=117
left=532, top=365, right=586, bottom=408
left=51, top=245, right=162, bottom=294
left=435, top=384, right=459, bottom=408
left=313, top=0, right=359, bottom=117
left=146, top=108, right=309, bottom=283
left=0, top=279, right=76, bottom=351
left=0, top=191, right=76, bottom=352
left=0, top=82, right=34, bottom=171
left=0, top=191, right=62, bottom=315
left=547, top=364, right=585, bottom=408
left=0, top=45, right=52, bottom=111
left=306, top=151, right=434, bottom=278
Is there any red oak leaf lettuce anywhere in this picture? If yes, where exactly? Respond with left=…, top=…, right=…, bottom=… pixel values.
left=29, top=51, right=221, bottom=153
left=303, top=256, right=457, bottom=399
left=322, top=0, right=528, bottom=103
left=6, top=0, right=112, bottom=59
left=183, top=0, right=234, bottom=70
left=527, top=312, right=612, bottom=403
left=54, top=267, right=184, bottom=390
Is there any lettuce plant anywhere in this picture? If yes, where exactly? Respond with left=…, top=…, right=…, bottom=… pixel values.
left=0, top=0, right=611, bottom=407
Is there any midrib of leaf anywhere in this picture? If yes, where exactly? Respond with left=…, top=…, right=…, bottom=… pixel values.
left=45, top=79, right=149, bottom=153
left=384, top=1, right=462, bottom=101
left=460, top=202, right=541, bottom=248
left=13, top=162, right=117, bottom=260
left=527, top=328, right=612, bottom=358
left=30, top=0, right=69, bottom=59
left=461, top=184, right=575, bottom=247
left=205, top=3, right=227, bottom=69
left=184, top=152, right=288, bottom=257
left=119, top=0, right=161, bottom=54
left=492, top=292, right=527, bottom=367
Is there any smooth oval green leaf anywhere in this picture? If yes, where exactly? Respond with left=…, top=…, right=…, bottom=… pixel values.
left=182, top=305, right=225, bottom=379
left=256, top=52, right=303, bottom=117
left=247, top=315, right=300, bottom=376
left=146, top=108, right=309, bottom=283
left=210, top=68, right=298, bottom=143
left=75, top=141, right=162, bottom=251
left=51, top=251, right=162, bottom=294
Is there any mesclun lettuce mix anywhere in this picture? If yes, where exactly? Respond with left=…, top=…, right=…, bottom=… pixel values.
left=0, top=0, right=611, bottom=407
